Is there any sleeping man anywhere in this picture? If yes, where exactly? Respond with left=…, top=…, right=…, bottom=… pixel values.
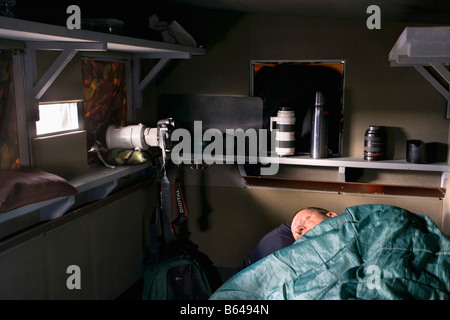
left=238, top=207, right=337, bottom=270
left=212, top=204, right=450, bottom=300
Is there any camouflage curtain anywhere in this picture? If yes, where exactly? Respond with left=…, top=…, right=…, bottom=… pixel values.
left=81, top=60, right=127, bottom=159
left=0, top=51, right=20, bottom=170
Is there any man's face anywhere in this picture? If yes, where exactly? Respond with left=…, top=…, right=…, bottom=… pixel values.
left=291, top=209, right=337, bottom=241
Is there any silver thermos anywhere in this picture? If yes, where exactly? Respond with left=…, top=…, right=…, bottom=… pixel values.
left=310, top=91, right=328, bottom=159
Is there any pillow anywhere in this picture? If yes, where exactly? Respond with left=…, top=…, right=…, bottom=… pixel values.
left=0, top=167, right=78, bottom=212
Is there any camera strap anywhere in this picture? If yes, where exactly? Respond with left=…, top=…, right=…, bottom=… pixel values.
left=160, top=173, right=176, bottom=244
left=172, top=165, right=189, bottom=227
left=157, top=163, right=190, bottom=247
left=147, top=168, right=170, bottom=264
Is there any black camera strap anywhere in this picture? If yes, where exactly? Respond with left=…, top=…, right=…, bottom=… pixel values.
left=160, top=173, right=176, bottom=244
left=172, top=165, right=189, bottom=227
left=150, top=163, right=189, bottom=261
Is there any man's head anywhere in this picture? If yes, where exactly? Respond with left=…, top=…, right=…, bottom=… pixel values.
left=291, top=207, right=337, bottom=240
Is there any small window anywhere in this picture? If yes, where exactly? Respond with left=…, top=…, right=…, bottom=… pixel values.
left=250, top=60, right=345, bottom=156
left=36, top=102, right=82, bottom=135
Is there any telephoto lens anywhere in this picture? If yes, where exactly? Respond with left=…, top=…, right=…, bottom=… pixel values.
left=270, top=107, right=296, bottom=156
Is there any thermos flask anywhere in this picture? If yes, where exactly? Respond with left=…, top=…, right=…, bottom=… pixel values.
left=310, top=91, right=328, bottom=159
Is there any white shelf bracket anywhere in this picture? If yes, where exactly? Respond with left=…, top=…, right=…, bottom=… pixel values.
left=441, top=171, right=448, bottom=188
left=389, top=27, right=450, bottom=119
left=414, top=65, right=450, bottom=119
left=25, top=41, right=106, bottom=100
left=338, top=166, right=346, bottom=182
left=133, top=51, right=191, bottom=109
left=33, top=48, right=77, bottom=99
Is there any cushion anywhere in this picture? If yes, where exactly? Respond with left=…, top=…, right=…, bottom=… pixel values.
left=0, top=167, right=78, bottom=212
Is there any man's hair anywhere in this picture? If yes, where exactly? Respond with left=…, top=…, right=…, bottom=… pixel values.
left=292, top=207, right=330, bottom=219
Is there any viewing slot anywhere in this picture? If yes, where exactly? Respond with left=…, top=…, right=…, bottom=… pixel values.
left=250, top=60, right=345, bottom=157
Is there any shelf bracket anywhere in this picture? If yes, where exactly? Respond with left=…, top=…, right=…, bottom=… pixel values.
left=25, top=41, right=106, bottom=100
left=441, top=171, right=448, bottom=188
left=133, top=51, right=191, bottom=109
left=414, top=65, right=450, bottom=119
left=23, top=41, right=106, bottom=127
left=84, top=180, right=118, bottom=203
left=39, top=195, right=76, bottom=221
left=338, top=166, right=346, bottom=182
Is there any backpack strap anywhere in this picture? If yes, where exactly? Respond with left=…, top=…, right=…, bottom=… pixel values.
left=146, top=207, right=160, bottom=265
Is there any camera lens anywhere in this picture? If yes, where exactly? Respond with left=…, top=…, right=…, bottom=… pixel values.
left=271, top=107, right=296, bottom=156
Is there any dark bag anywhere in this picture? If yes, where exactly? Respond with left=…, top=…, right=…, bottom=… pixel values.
left=142, top=252, right=212, bottom=300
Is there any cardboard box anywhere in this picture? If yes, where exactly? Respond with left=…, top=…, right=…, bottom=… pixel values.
left=33, top=130, right=88, bottom=178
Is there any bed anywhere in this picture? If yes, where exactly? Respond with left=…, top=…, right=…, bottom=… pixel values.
left=210, top=204, right=450, bottom=300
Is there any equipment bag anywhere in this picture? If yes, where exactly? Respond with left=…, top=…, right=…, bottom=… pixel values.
left=142, top=254, right=212, bottom=300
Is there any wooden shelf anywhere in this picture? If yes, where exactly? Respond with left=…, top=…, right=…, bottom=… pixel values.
left=0, top=16, right=206, bottom=56
left=389, top=26, right=450, bottom=66
left=260, top=155, right=449, bottom=172
left=0, top=163, right=152, bottom=224
left=262, top=155, right=449, bottom=187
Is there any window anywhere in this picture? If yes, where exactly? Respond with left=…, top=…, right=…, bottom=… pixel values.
left=250, top=60, right=345, bottom=156
left=35, top=102, right=82, bottom=136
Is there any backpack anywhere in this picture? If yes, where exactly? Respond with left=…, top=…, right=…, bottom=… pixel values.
left=142, top=253, right=212, bottom=300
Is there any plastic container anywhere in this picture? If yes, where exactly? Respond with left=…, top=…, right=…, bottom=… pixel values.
left=406, top=140, right=439, bottom=164
left=81, top=19, right=124, bottom=35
